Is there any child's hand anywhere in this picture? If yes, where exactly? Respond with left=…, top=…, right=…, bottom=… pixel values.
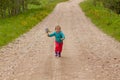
left=61, top=38, right=65, bottom=40
left=45, top=28, right=50, bottom=33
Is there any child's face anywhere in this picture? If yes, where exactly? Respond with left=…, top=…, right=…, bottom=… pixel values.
left=55, top=28, right=61, bottom=33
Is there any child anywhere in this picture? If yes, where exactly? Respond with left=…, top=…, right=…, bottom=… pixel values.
left=47, top=25, right=65, bottom=57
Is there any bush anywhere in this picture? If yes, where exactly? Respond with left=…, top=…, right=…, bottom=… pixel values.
left=93, top=0, right=120, bottom=14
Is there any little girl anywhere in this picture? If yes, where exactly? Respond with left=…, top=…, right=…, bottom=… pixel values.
left=47, top=25, right=65, bottom=57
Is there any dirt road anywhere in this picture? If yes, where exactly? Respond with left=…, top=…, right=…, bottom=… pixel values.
left=0, top=0, right=120, bottom=80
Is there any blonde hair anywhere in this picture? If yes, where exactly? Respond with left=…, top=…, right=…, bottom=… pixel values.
left=55, top=25, right=61, bottom=30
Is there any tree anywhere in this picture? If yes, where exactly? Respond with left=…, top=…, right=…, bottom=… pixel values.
left=0, top=0, right=29, bottom=18
left=0, top=0, right=40, bottom=18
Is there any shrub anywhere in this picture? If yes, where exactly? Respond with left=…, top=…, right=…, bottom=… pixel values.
left=93, top=0, right=120, bottom=14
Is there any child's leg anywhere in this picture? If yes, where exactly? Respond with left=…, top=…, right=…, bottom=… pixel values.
left=55, top=42, right=63, bottom=57
left=55, top=42, right=59, bottom=56
left=58, top=52, right=61, bottom=57
left=58, top=42, right=63, bottom=57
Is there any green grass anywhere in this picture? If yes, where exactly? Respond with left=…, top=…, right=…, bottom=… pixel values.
left=80, top=0, right=120, bottom=42
left=0, top=0, right=68, bottom=48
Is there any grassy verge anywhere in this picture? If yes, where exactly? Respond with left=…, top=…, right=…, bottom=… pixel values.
left=0, top=0, right=68, bottom=48
left=80, top=0, right=120, bottom=42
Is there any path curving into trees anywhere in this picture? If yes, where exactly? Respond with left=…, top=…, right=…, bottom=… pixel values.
left=0, top=0, right=120, bottom=80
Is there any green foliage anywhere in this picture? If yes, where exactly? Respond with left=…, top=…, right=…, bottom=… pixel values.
left=93, top=0, right=120, bottom=14
left=0, top=0, right=34, bottom=18
left=29, top=0, right=41, bottom=5
left=80, top=0, right=120, bottom=41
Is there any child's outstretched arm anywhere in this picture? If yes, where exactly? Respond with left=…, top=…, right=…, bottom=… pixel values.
left=48, top=32, right=55, bottom=37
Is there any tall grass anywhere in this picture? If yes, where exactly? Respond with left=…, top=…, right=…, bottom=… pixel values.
left=0, top=0, right=68, bottom=48
left=80, top=0, right=120, bottom=42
